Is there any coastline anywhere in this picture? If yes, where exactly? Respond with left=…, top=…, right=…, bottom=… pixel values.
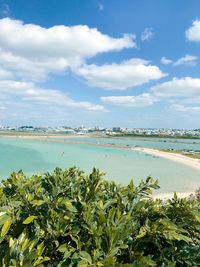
left=132, top=147, right=200, bottom=171
left=0, top=133, right=199, bottom=198
left=0, top=133, right=200, bottom=170
left=1, top=133, right=200, bottom=171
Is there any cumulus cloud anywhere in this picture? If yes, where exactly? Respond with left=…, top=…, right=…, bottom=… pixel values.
left=160, top=57, right=173, bottom=65
left=101, top=77, right=200, bottom=108
left=0, top=18, right=135, bottom=81
left=76, top=59, right=166, bottom=90
left=186, top=20, right=200, bottom=41
left=141, top=28, right=153, bottom=42
left=151, top=77, right=200, bottom=98
left=0, top=80, right=106, bottom=112
left=0, top=17, right=139, bottom=119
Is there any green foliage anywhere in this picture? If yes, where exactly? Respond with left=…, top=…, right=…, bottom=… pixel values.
left=0, top=167, right=199, bottom=266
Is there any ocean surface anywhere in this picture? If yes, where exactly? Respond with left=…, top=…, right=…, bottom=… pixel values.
left=0, top=136, right=199, bottom=193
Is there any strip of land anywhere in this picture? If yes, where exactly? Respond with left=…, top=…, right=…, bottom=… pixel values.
left=132, top=147, right=200, bottom=171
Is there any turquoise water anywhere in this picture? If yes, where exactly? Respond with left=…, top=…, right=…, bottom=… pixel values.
left=0, top=137, right=199, bottom=193
left=55, top=136, right=200, bottom=151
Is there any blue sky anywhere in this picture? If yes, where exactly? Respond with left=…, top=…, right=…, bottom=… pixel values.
left=0, top=0, right=200, bottom=128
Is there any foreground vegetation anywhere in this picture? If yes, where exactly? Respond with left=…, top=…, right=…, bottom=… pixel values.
left=0, top=168, right=199, bottom=267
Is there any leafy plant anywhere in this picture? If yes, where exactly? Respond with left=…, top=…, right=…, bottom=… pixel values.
left=0, top=167, right=199, bottom=266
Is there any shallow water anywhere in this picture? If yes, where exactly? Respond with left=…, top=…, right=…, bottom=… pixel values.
left=0, top=137, right=199, bottom=193
left=55, top=136, right=200, bottom=151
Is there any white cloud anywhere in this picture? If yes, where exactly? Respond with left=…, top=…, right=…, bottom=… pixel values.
left=101, top=93, right=155, bottom=106
left=186, top=20, right=200, bottom=41
left=101, top=77, right=200, bottom=108
left=0, top=18, right=134, bottom=58
left=174, top=54, right=198, bottom=66
left=171, top=104, right=200, bottom=113
left=76, top=59, right=166, bottom=90
left=0, top=68, right=12, bottom=79
left=161, top=55, right=198, bottom=66
left=141, top=28, right=153, bottom=42
left=0, top=18, right=135, bottom=81
left=0, top=80, right=106, bottom=112
left=160, top=57, right=173, bottom=65
left=151, top=77, right=200, bottom=98
left=0, top=49, right=71, bottom=81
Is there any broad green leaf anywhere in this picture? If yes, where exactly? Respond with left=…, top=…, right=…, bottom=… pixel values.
left=136, top=227, right=147, bottom=239
left=79, top=251, right=92, bottom=264
left=9, top=237, right=15, bottom=247
left=1, top=220, right=12, bottom=237
left=65, top=201, right=77, bottom=212
left=0, top=214, right=10, bottom=226
left=32, top=200, right=45, bottom=206
left=23, top=215, right=37, bottom=224
left=37, top=241, right=44, bottom=256
left=77, top=260, right=89, bottom=267
left=33, top=256, right=50, bottom=266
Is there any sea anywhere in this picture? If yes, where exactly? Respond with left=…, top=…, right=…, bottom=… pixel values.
left=0, top=136, right=199, bottom=193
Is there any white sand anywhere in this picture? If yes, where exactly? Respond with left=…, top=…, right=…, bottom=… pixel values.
left=132, top=147, right=199, bottom=199
left=132, top=147, right=200, bottom=171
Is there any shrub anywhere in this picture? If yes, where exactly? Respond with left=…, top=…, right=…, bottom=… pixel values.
left=0, top=167, right=199, bottom=266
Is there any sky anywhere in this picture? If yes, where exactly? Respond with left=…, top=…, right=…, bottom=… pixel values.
left=0, top=0, right=200, bottom=128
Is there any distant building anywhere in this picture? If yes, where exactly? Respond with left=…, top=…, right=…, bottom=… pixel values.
left=112, top=127, right=121, bottom=132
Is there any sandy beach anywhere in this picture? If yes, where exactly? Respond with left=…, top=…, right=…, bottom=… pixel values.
left=132, top=147, right=200, bottom=171
left=1, top=132, right=200, bottom=172
left=132, top=147, right=200, bottom=198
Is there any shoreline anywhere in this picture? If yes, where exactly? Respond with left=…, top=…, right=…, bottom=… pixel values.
left=0, top=134, right=199, bottom=198
left=1, top=134, right=200, bottom=168
left=132, top=147, right=200, bottom=171
left=1, top=133, right=200, bottom=171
